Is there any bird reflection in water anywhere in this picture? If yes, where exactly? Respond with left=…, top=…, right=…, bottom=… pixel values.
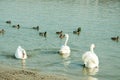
left=21, top=59, right=26, bottom=70
left=62, top=58, right=71, bottom=71
left=82, top=67, right=99, bottom=76
left=82, top=67, right=99, bottom=80
left=82, top=76, right=98, bottom=80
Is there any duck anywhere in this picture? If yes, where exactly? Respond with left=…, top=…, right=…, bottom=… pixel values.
left=59, top=33, right=65, bottom=39
left=111, top=36, right=119, bottom=41
left=73, top=27, right=81, bottom=35
left=6, top=20, right=11, bottom=24
left=0, top=29, right=5, bottom=34
left=12, top=24, right=20, bottom=29
left=82, top=44, right=99, bottom=68
left=73, top=30, right=80, bottom=35
left=59, top=34, right=71, bottom=58
left=77, top=27, right=81, bottom=32
left=39, top=31, right=47, bottom=37
left=15, top=46, right=27, bottom=59
left=32, top=26, right=39, bottom=31
left=56, top=31, right=62, bottom=35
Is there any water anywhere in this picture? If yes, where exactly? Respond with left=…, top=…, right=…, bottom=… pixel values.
left=0, top=0, right=120, bottom=80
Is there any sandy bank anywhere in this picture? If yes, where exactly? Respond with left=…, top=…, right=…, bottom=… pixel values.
left=0, top=65, right=69, bottom=80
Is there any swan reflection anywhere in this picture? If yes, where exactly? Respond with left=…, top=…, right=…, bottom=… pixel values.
left=63, top=59, right=71, bottom=68
left=82, top=76, right=98, bottom=80
left=21, top=59, right=26, bottom=69
left=82, top=67, right=99, bottom=76
left=62, top=58, right=71, bottom=71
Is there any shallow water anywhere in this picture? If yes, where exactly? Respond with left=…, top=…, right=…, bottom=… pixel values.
left=0, top=0, right=120, bottom=80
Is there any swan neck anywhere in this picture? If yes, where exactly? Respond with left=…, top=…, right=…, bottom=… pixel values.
left=90, top=46, right=94, bottom=53
left=64, top=36, right=68, bottom=46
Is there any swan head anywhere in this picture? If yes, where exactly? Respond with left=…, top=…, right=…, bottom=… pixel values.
left=91, top=44, right=95, bottom=49
left=18, top=46, right=22, bottom=49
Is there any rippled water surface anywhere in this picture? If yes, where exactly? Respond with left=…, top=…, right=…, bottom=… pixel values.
left=0, top=0, right=120, bottom=80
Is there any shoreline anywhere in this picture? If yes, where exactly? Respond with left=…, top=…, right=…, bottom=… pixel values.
left=0, top=64, right=69, bottom=80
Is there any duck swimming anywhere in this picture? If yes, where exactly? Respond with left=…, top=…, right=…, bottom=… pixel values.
left=73, top=27, right=81, bottom=35
left=39, top=31, right=47, bottom=37
left=0, top=29, right=5, bottom=34
left=111, top=36, right=119, bottom=42
left=32, top=26, right=39, bottom=31
left=12, top=24, right=20, bottom=29
left=56, top=31, right=63, bottom=35
left=59, top=33, right=65, bottom=39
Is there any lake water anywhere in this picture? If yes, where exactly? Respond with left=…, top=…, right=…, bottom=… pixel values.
left=0, top=0, right=120, bottom=80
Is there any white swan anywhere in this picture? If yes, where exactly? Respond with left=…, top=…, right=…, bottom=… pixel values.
left=82, top=44, right=99, bottom=68
left=15, top=46, right=27, bottom=59
left=59, top=34, right=71, bottom=58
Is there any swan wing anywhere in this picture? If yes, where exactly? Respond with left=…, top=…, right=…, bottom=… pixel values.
left=15, top=46, right=27, bottom=59
left=15, top=46, right=22, bottom=59
left=82, top=51, right=90, bottom=61
left=59, top=45, right=70, bottom=54
left=22, top=48, right=27, bottom=59
left=90, top=53, right=99, bottom=65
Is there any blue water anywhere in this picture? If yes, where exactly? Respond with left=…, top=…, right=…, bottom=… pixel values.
left=0, top=0, right=120, bottom=80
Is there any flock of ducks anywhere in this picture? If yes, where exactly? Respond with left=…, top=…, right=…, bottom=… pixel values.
left=1, top=20, right=81, bottom=38
left=0, top=20, right=119, bottom=69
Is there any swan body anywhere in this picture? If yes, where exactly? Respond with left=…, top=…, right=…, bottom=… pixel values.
left=82, top=44, right=99, bottom=68
left=59, top=34, right=71, bottom=58
left=15, top=46, right=27, bottom=59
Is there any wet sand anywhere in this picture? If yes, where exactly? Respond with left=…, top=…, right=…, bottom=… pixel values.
left=0, top=65, right=69, bottom=80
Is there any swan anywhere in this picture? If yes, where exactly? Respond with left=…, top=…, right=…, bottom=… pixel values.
left=59, top=34, right=71, bottom=58
left=82, top=44, right=99, bottom=68
left=15, top=46, right=27, bottom=59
